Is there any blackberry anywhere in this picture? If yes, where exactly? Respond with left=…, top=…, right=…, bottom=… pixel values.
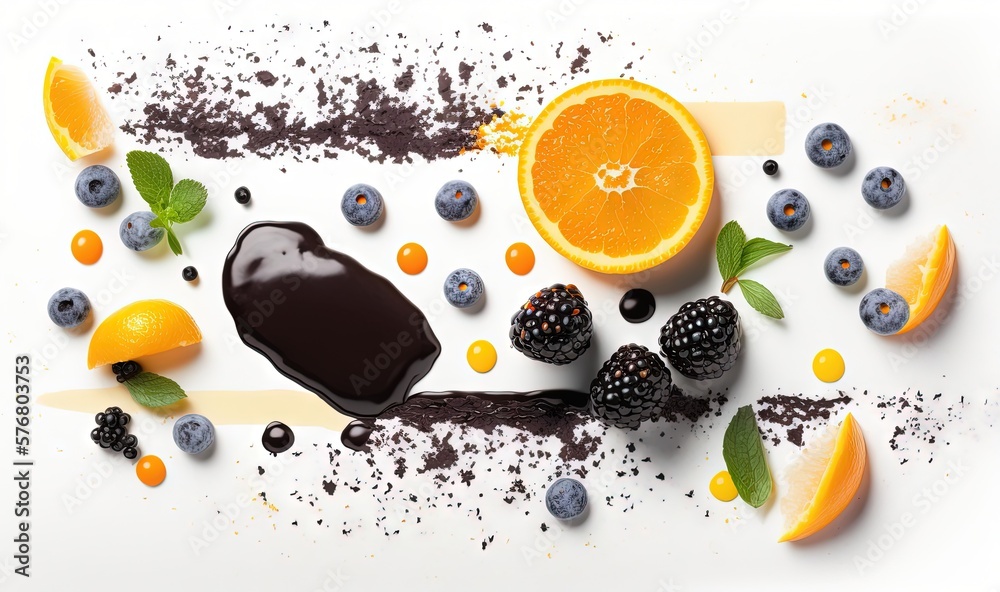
left=509, top=283, right=593, bottom=365
left=92, top=406, right=139, bottom=458
left=659, top=297, right=741, bottom=380
left=590, top=344, right=672, bottom=429
left=112, top=360, right=142, bottom=383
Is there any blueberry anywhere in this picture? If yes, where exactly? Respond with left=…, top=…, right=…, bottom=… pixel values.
left=119, top=211, right=165, bottom=251
left=805, top=123, right=852, bottom=168
left=234, top=186, right=251, bottom=205
left=172, top=414, right=216, bottom=455
left=766, top=189, right=810, bottom=231
left=862, top=166, right=905, bottom=210
left=824, top=247, right=864, bottom=287
left=341, top=183, right=384, bottom=226
left=443, top=268, right=484, bottom=308
left=435, top=180, right=479, bottom=222
left=75, top=165, right=121, bottom=208
left=545, top=477, right=588, bottom=520
left=859, top=288, right=909, bottom=335
left=47, top=288, right=91, bottom=328
left=762, top=160, right=778, bottom=176
left=182, top=266, right=198, bottom=282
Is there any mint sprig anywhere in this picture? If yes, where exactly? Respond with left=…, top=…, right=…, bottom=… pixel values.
left=122, top=371, right=187, bottom=407
left=716, top=220, right=791, bottom=319
left=125, top=150, right=208, bottom=255
left=722, top=405, right=772, bottom=508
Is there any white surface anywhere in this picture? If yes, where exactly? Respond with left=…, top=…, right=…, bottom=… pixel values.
left=1, top=0, right=999, bottom=590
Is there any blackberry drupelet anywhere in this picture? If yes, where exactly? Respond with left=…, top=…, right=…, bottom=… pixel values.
left=590, top=344, right=673, bottom=429
left=509, top=283, right=593, bottom=365
left=659, top=296, right=741, bottom=380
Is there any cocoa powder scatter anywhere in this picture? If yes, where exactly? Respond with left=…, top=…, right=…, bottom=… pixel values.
left=755, top=392, right=853, bottom=447
left=276, top=387, right=729, bottom=541
left=96, top=25, right=642, bottom=163
left=871, top=389, right=965, bottom=465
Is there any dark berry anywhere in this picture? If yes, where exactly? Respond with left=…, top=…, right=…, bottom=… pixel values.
left=805, top=123, right=852, bottom=168
left=47, top=288, right=91, bottom=328
left=123, top=434, right=138, bottom=448
left=590, top=344, right=673, bottom=429
left=90, top=428, right=101, bottom=442
left=123, top=447, right=138, bottom=460
left=859, top=288, right=909, bottom=335
left=95, top=412, right=107, bottom=426
left=434, top=180, right=479, bottom=222
left=262, top=421, right=294, bottom=454
left=104, top=413, right=119, bottom=428
left=545, top=478, right=588, bottom=520
left=113, top=360, right=142, bottom=383
left=861, top=166, right=905, bottom=210
left=118, top=413, right=130, bottom=427
left=111, top=441, right=125, bottom=452
left=235, top=186, right=251, bottom=204
left=509, top=283, right=593, bottom=365
left=182, top=266, right=199, bottom=282
left=618, top=289, right=656, bottom=324
left=341, top=184, right=385, bottom=226
left=824, top=247, right=864, bottom=287
left=766, top=189, right=810, bottom=232
left=659, top=296, right=742, bottom=380
left=762, top=160, right=779, bottom=176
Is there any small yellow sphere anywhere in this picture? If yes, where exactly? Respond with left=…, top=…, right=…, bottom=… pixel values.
left=813, top=348, right=846, bottom=383
left=709, top=470, right=738, bottom=502
left=467, top=340, right=497, bottom=373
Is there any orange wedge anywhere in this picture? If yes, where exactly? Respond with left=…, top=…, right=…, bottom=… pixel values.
left=87, top=300, right=201, bottom=369
left=518, top=79, right=714, bottom=274
left=43, top=57, right=114, bottom=160
left=779, top=413, right=867, bottom=542
left=885, top=225, right=956, bottom=334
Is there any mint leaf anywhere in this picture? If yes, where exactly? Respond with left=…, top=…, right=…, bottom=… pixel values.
left=722, top=405, right=772, bottom=508
left=149, top=216, right=166, bottom=229
left=716, top=220, right=746, bottom=282
left=126, top=150, right=173, bottom=211
left=168, top=179, right=208, bottom=223
left=165, top=227, right=183, bottom=256
left=737, top=238, right=792, bottom=276
left=123, top=372, right=187, bottom=407
left=738, top=279, right=784, bottom=319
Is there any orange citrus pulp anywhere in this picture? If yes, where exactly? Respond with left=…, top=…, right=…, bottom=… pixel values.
left=518, top=79, right=714, bottom=274
left=43, top=57, right=115, bottom=160
left=87, top=300, right=202, bottom=369
left=779, top=413, right=867, bottom=542
left=885, top=225, right=956, bottom=334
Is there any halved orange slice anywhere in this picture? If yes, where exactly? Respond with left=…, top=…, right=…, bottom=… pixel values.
left=779, top=413, right=867, bottom=542
left=885, top=225, right=956, bottom=334
left=518, top=79, right=714, bottom=274
left=43, top=57, right=114, bottom=160
left=88, top=300, right=201, bottom=369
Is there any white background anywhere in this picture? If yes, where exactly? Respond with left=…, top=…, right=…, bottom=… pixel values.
left=1, top=0, right=999, bottom=590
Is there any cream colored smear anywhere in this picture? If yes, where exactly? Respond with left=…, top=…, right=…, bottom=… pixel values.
left=38, top=389, right=352, bottom=430
left=683, top=101, right=786, bottom=156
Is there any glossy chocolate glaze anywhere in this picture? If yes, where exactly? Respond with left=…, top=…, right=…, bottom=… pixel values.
left=341, top=419, right=374, bottom=452
left=222, top=221, right=441, bottom=418
left=408, top=390, right=590, bottom=410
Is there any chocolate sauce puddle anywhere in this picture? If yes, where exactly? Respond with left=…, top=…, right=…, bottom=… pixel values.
left=223, top=221, right=592, bottom=450
left=222, top=221, right=441, bottom=418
